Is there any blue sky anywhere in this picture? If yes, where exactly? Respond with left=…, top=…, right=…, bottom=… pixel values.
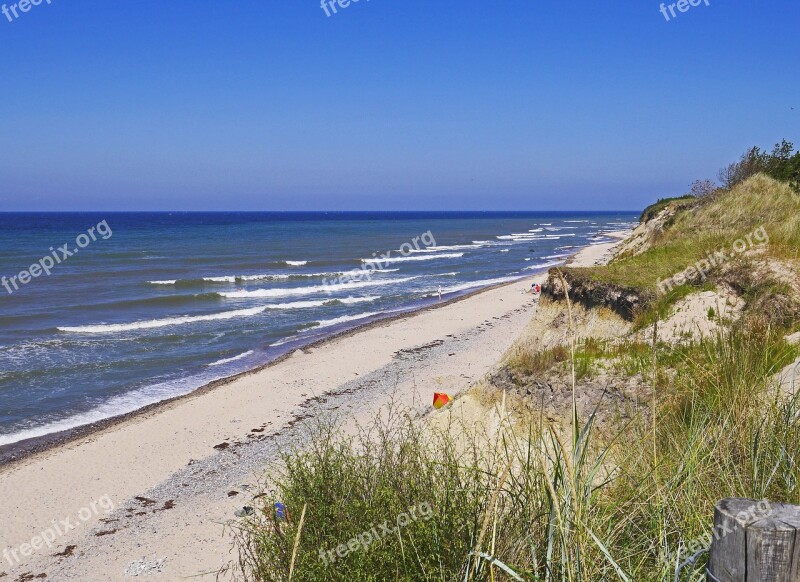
left=0, top=0, right=797, bottom=211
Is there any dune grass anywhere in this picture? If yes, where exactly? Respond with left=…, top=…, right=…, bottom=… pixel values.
left=573, top=174, right=800, bottom=293
left=232, top=176, right=800, bottom=581
left=554, top=174, right=799, bottom=327
left=233, top=314, right=800, bottom=582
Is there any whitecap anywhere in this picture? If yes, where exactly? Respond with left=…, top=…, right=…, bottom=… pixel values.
left=361, top=253, right=463, bottom=265
left=207, top=351, right=255, bottom=367
left=58, top=307, right=268, bottom=333
left=311, top=311, right=382, bottom=329
left=220, top=277, right=418, bottom=299
left=440, top=275, right=525, bottom=294
left=57, top=296, right=381, bottom=334
left=523, top=260, right=566, bottom=271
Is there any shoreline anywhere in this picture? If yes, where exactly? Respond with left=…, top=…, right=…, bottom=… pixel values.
left=0, top=274, right=529, bottom=467
left=0, top=270, right=544, bottom=580
left=0, top=229, right=634, bottom=581
left=0, top=232, right=632, bottom=468
left=565, top=229, right=631, bottom=267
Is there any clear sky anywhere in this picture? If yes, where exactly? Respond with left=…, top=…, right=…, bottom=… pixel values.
left=0, top=0, right=797, bottom=211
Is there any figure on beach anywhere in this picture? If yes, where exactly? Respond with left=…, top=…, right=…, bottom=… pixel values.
left=438, top=285, right=442, bottom=301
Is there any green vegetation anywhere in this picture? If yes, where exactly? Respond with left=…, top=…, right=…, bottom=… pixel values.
left=507, top=337, right=654, bottom=381
left=640, top=195, right=695, bottom=223
left=563, top=173, right=800, bottom=325
left=233, top=149, right=800, bottom=581
left=505, top=344, right=569, bottom=380
left=719, top=140, right=800, bottom=192
left=233, top=418, right=498, bottom=581
left=235, top=313, right=800, bottom=581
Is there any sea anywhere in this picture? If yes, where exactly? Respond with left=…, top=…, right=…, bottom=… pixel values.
left=0, top=211, right=638, bottom=447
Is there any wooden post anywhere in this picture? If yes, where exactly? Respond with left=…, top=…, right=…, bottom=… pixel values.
left=708, top=498, right=800, bottom=581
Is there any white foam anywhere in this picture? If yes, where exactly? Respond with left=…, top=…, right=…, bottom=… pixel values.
left=361, top=253, right=463, bottom=265
left=203, top=276, right=237, bottom=283
left=267, top=300, right=327, bottom=309
left=336, top=268, right=399, bottom=278
left=564, top=220, right=589, bottom=223
left=500, top=249, right=509, bottom=253
left=326, top=295, right=381, bottom=305
left=59, top=307, right=268, bottom=334
left=405, top=244, right=481, bottom=253
left=523, top=260, right=566, bottom=271
left=207, top=350, right=255, bottom=367
left=285, top=261, right=308, bottom=266
left=501, top=233, right=576, bottom=242
left=0, top=372, right=234, bottom=447
left=542, top=253, right=572, bottom=259
left=238, top=271, right=345, bottom=281
left=472, top=240, right=512, bottom=246
left=239, top=273, right=292, bottom=281
left=440, top=275, right=524, bottom=294
left=57, top=296, right=380, bottom=334
left=311, top=311, right=382, bottom=329
left=148, top=280, right=178, bottom=285
left=220, top=277, right=417, bottom=299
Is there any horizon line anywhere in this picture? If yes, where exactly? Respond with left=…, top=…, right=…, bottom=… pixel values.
left=0, top=209, right=642, bottom=214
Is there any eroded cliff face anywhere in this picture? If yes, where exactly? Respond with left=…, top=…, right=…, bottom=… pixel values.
left=540, top=205, right=676, bottom=321
left=613, top=206, right=677, bottom=259
left=542, top=272, right=649, bottom=321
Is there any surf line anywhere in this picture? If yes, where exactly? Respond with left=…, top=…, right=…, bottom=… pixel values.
left=320, top=230, right=437, bottom=294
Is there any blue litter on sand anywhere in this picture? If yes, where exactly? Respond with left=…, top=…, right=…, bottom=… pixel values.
left=275, top=502, right=288, bottom=521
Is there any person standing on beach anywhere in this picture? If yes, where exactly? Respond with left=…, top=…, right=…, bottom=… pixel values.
left=438, top=285, right=442, bottom=301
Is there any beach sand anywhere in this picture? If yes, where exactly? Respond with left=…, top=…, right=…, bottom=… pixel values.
left=0, top=279, right=541, bottom=580
left=0, top=234, right=632, bottom=581
left=566, top=229, right=630, bottom=268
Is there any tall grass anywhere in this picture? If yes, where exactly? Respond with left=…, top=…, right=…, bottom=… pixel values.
left=576, top=174, right=800, bottom=292
left=234, top=292, right=800, bottom=581
left=604, top=322, right=800, bottom=580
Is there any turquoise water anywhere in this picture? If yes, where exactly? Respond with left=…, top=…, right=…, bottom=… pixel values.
left=0, top=211, right=637, bottom=446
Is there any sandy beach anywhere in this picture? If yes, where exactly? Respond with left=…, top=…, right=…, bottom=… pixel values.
left=0, top=234, right=630, bottom=581
left=0, top=279, right=540, bottom=580
left=566, top=230, right=631, bottom=267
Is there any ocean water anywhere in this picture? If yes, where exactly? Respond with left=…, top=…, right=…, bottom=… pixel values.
left=0, top=212, right=638, bottom=446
